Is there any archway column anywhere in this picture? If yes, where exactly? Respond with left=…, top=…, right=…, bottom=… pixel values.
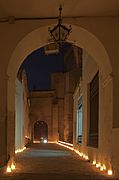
left=7, top=76, right=16, bottom=161
left=113, top=75, right=119, bottom=128
left=98, top=73, right=113, bottom=166
left=52, top=103, right=58, bottom=141
left=58, top=99, right=64, bottom=141
left=99, top=73, right=119, bottom=174
left=64, top=92, right=73, bottom=143
left=0, top=75, right=8, bottom=167
left=111, top=74, right=119, bottom=174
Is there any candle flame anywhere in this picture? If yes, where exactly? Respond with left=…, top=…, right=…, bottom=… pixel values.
left=11, top=163, right=15, bottom=170
left=93, top=160, right=96, bottom=165
left=107, top=170, right=113, bottom=176
left=6, top=166, right=11, bottom=173
left=100, top=166, right=104, bottom=171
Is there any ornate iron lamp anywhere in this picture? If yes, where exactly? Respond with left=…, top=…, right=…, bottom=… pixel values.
left=48, top=6, right=72, bottom=43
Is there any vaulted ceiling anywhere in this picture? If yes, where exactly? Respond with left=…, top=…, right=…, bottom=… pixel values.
left=0, top=0, right=119, bottom=19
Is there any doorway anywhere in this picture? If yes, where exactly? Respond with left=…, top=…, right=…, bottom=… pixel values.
left=34, top=121, right=48, bottom=143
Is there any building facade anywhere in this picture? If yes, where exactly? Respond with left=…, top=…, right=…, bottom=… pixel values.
left=73, top=50, right=116, bottom=174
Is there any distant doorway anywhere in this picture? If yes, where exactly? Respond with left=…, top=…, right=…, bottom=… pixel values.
left=34, top=121, right=48, bottom=143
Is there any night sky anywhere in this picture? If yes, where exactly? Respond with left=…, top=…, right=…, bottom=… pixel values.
left=21, top=43, right=71, bottom=91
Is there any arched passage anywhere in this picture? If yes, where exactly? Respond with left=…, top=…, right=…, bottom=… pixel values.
left=34, top=121, right=48, bottom=142
left=6, top=24, right=113, bottom=163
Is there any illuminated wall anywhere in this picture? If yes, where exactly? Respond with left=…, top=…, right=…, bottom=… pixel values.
left=15, top=78, right=24, bottom=150
left=15, top=71, right=30, bottom=150
left=73, top=50, right=113, bottom=172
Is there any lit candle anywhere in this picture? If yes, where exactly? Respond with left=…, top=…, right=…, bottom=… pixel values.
left=107, top=170, right=113, bottom=176
left=93, top=160, right=96, bottom=165
left=100, top=166, right=104, bottom=171
left=11, top=163, right=16, bottom=170
left=98, top=162, right=101, bottom=167
left=6, top=166, right=11, bottom=173
left=85, top=156, right=89, bottom=160
left=96, top=164, right=99, bottom=168
left=103, top=164, right=106, bottom=170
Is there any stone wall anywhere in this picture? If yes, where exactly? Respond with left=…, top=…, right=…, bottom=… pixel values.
left=73, top=50, right=114, bottom=173
left=29, top=91, right=55, bottom=141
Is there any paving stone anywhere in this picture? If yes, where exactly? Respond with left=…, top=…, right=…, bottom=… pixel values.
left=0, top=143, right=117, bottom=180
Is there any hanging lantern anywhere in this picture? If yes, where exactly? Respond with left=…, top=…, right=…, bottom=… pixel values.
left=49, top=6, right=72, bottom=43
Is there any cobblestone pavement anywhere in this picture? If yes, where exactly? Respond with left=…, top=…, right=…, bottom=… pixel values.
left=0, top=143, right=117, bottom=180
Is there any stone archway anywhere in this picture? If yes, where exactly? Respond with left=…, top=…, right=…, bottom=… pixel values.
left=7, top=25, right=112, bottom=79
left=6, top=24, right=112, bottom=161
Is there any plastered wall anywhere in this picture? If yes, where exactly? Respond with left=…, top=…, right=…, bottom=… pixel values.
left=15, top=79, right=24, bottom=150
left=15, top=72, right=30, bottom=151
left=73, top=50, right=114, bottom=173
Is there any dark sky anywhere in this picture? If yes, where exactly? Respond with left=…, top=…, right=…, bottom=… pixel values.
left=21, top=43, right=71, bottom=91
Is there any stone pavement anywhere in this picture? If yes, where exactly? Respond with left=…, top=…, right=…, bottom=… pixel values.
left=0, top=143, right=117, bottom=180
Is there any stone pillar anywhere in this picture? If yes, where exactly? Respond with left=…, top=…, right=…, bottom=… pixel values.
left=110, top=74, right=119, bottom=175
left=99, top=73, right=113, bottom=157
left=113, top=75, right=119, bottom=128
left=7, top=76, right=16, bottom=162
left=58, top=99, right=64, bottom=141
left=0, top=75, right=8, bottom=167
left=64, top=93, right=73, bottom=143
left=31, top=127, right=34, bottom=143
left=52, top=103, right=58, bottom=141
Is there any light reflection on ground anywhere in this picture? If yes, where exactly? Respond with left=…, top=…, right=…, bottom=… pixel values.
left=1, top=143, right=114, bottom=180
left=20, top=149, right=72, bottom=158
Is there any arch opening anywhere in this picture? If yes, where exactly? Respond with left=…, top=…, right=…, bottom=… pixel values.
left=6, top=24, right=113, bottom=169
left=34, top=121, right=48, bottom=143
left=7, top=24, right=112, bottom=79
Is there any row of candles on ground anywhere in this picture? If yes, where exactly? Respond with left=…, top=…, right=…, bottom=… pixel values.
left=58, top=141, right=113, bottom=176
left=6, top=146, right=27, bottom=173
left=15, top=146, right=26, bottom=154
left=6, top=162, right=16, bottom=173
left=6, top=142, right=113, bottom=176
